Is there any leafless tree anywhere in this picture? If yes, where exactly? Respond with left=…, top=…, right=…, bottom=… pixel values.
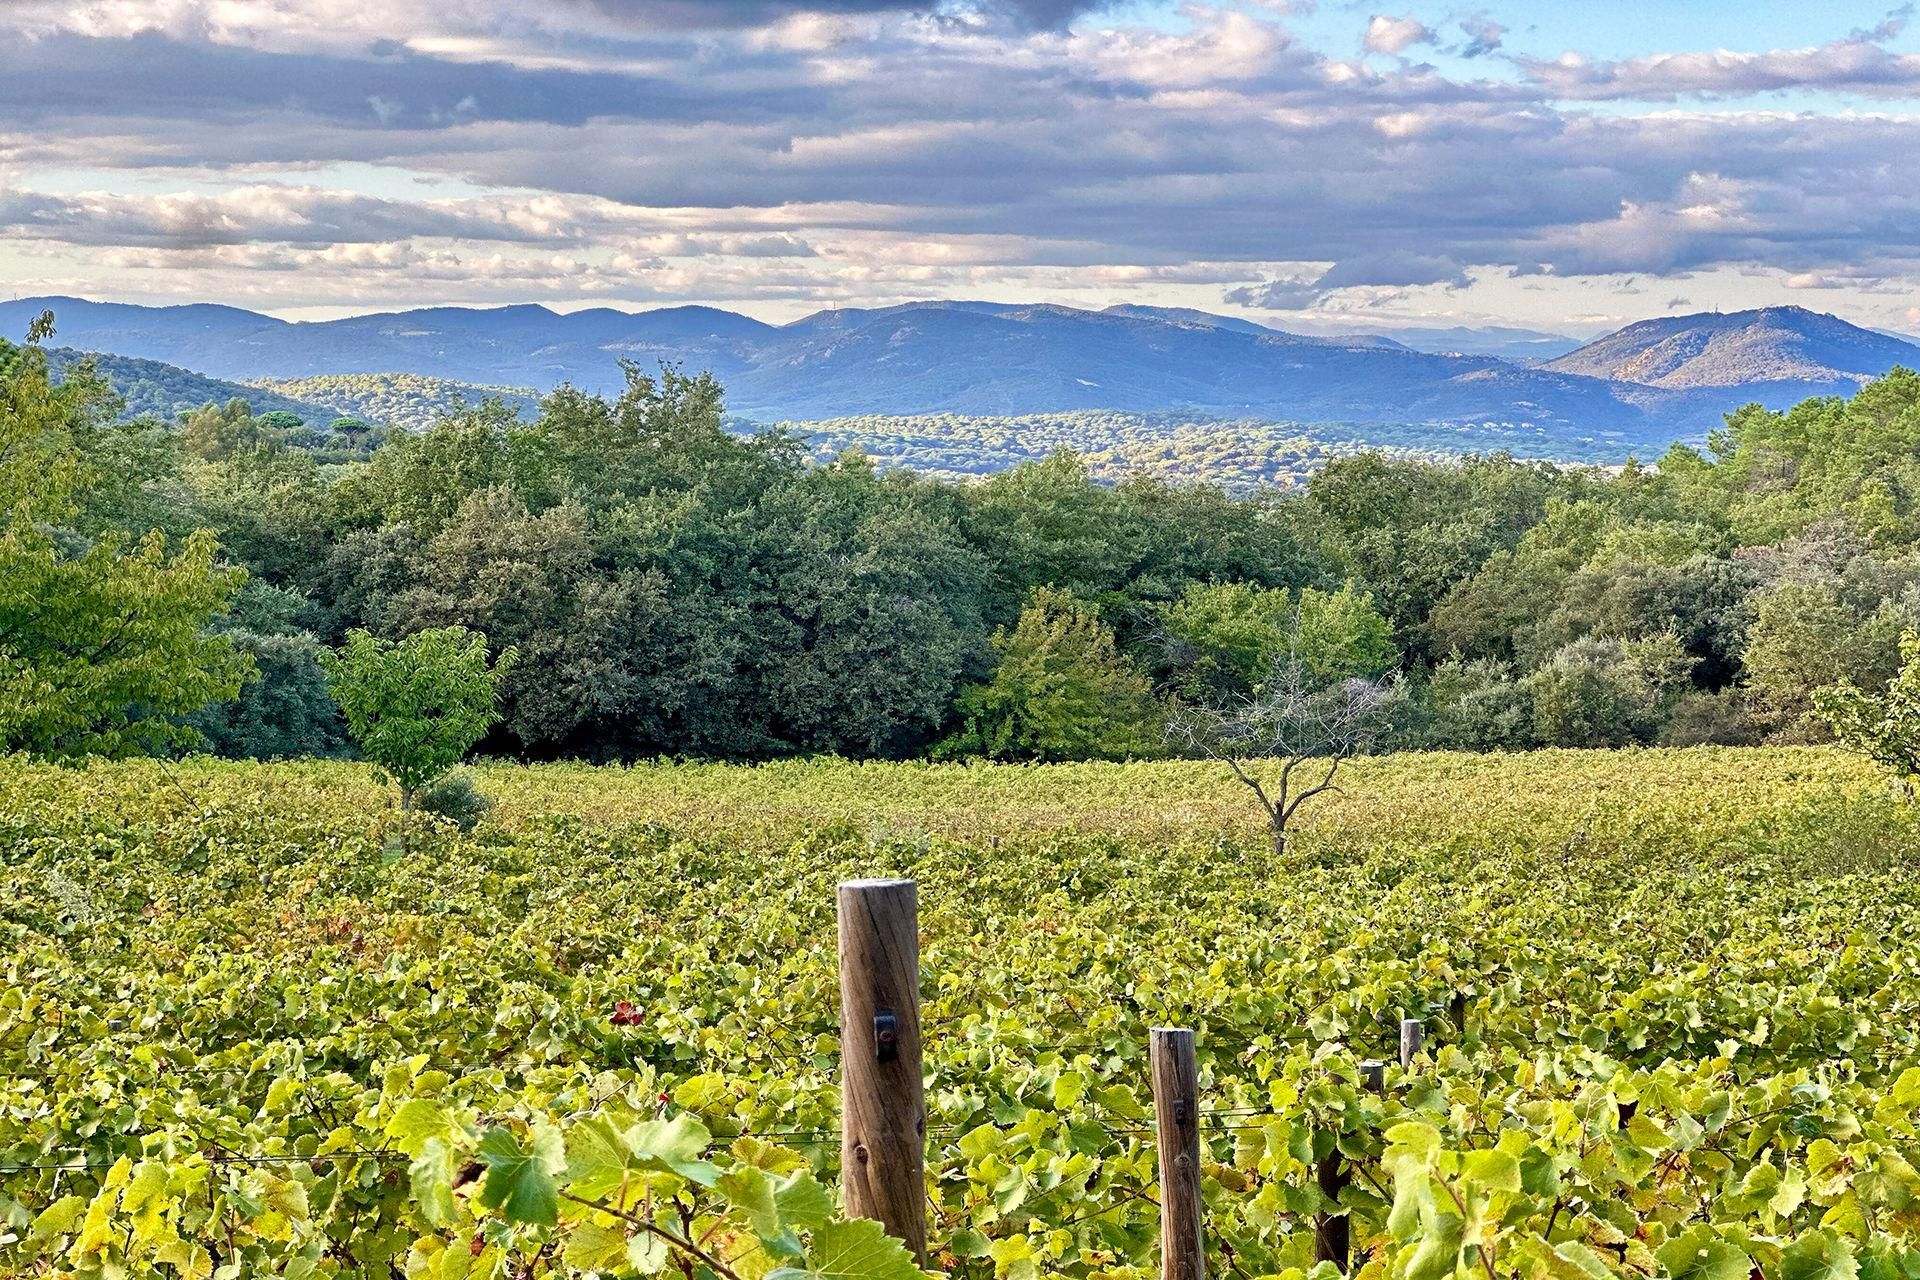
left=1167, top=652, right=1404, bottom=855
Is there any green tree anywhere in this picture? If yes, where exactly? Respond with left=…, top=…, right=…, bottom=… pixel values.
left=319, top=627, right=515, bottom=844
left=1421, top=657, right=1533, bottom=752
left=1526, top=635, right=1693, bottom=748
left=1816, top=630, right=1920, bottom=794
left=1163, top=580, right=1394, bottom=693
left=1741, top=582, right=1914, bottom=738
left=0, top=318, right=250, bottom=760
left=941, top=588, right=1161, bottom=761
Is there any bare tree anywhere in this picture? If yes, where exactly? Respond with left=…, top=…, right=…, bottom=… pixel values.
left=1167, top=652, right=1404, bottom=855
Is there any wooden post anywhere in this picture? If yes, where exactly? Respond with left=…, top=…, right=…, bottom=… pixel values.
left=837, top=878, right=927, bottom=1262
left=1399, top=1017, right=1424, bottom=1068
left=1151, top=1027, right=1206, bottom=1280
left=1360, top=1059, right=1386, bottom=1094
left=1313, top=1151, right=1349, bottom=1268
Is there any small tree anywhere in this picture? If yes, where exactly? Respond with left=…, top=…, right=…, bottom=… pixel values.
left=1815, top=629, right=1920, bottom=795
left=940, top=587, right=1162, bottom=761
left=319, top=627, right=515, bottom=847
left=1167, top=651, right=1404, bottom=855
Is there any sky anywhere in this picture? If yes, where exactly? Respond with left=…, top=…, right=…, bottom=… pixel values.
left=3, top=0, right=1920, bottom=336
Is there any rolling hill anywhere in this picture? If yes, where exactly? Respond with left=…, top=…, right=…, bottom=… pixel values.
left=42, top=348, right=344, bottom=425
left=250, top=373, right=540, bottom=431
left=1543, top=305, right=1920, bottom=394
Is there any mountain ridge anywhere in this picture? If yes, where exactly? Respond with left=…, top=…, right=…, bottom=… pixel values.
left=5, top=295, right=1913, bottom=442
left=1544, top=305, right=1920, bottom=392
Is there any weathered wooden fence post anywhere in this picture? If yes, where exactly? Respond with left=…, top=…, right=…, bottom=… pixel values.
left=1399, top=1017, right=1425, bottom=1068
left=1151, top=1027, right=1206, bottom=1280
left=837, top=878, right=927, bottom=1262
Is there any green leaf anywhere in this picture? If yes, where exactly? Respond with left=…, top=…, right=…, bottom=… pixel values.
left=476, top=1126, right=562, bottom=1227
left=1782, top=1232, right=1858, bottom=1280
left=411, top=1137, right=458, bottom=1229
left=766, top=1218, right=931, bottom=1280
left=387, top=1098, right=454, bottom=1158
left=1656, top=1226, right=1749, bottom=1280
left=627, top=1114, right=718, bottom=1186
left=1461, top=1148, right=1522, bottom=1193
left=775, top=1171, right=835, bottom=1230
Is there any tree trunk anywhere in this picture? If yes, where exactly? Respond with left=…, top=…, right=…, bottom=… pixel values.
left=1269, top=814, right=1288, bottom=856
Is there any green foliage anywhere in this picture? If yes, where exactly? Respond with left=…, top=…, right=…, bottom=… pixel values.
left=30, top=322, right=1920, bottom=766
left=256, top=371, right=540, bottom=432
left=44, top=346, right=341, bottom=426
left=0, top=325, right=250, bottom=760
left=1422, top=657, right=1533, bottom=751
left=943, top=588, right=1162, bottom=761
left=1163, top=581, right=1395, bottom=692
left=1527, top=635, right=1694, bottom=748
left=418, top=771, right=494, bottom=831
left=183, top=628, right=346, bottom=760
left=1743, top=583, right=1916, bottom=738
left=1816, top=630, right=1920, bottom=791
left=5, top=748, right=1920, bottom=1278
left=318, top=626, right=515, bottom=805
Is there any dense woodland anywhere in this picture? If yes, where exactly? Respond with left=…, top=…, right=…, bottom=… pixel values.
left=10, top=315, right=1920, bottom=765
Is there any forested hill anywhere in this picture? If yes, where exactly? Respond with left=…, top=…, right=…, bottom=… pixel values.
left=250, top=373, right=540, bottom=432
left=10, top=295, right=1914, bottom=436
left=43, top=347, right=343, bottom=425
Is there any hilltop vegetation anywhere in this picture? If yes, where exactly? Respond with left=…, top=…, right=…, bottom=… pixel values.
left=253, top=372, right=539, bottom=432
left=44, top=347, right=342, bottom=425
left=775, top=411, right=1646, bottom=485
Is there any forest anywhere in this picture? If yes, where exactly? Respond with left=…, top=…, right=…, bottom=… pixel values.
left=8, top=313, right=1920, bottom=767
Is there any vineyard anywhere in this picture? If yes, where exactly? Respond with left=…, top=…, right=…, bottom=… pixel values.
left=6, top=747, right=1920, bottom=1280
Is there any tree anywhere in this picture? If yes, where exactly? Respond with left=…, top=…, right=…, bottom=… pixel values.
left=319, top=627, right=516, bottom=846
left=0, top=318, right=251, bottom=760
left=940, top=587, right=1161, bottom=761
left=1421, top=657, right=1533, bottom=752
left=1167, top=651, right=1405, bottom=855
left=1741, top=582, right=1914, bottom=738
left=1526, top=635, right=1693, bottom=748
left=1161, top=580, right=1395, bottom=696
left=1815, top=630, right=1920, bottom=795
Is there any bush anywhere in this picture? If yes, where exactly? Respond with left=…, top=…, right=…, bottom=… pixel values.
left=1661, top=688, right=1763, bottom=747
left=940, top=587, right=1163, bottom=761
left=1527, top=635, right=1692, bottom=748
left=417, top=772, right=493, bottom=831
left=1421, top=658, right=1533, bottom=751
left=185, top=630, right=347, bottom=760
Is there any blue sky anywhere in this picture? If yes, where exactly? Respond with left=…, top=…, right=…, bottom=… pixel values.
left=2, top=0, right=1918, bottom=337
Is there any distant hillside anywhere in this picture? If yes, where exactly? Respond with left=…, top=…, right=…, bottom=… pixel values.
left=251, top=373, right=539, bottom=432
left=7, top=294, right=1903, bottom=444
left=1544, top=306, right=1920, bottom=393
left=44, top=348, right=342, bottom=425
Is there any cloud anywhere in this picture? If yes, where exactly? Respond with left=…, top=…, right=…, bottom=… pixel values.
left=1362, top=15, right=1433, bottom=56
left=1315, top=251, right=1469, bottom=289
left=1520, top=37, right=1920, bottom=100
left=2, top=3, right=1920, bottom=323
left=1224, top=277, right=1327, bottom=310
left=1457, top=16, right=1504, bottom=58
left=1852, top=5, right=1913, bottom=43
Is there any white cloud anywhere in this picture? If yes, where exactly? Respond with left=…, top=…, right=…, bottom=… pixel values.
left=1362, top=14, right=1433, bottom=56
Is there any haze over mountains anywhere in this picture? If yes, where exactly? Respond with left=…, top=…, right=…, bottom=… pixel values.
left=7, top=296, right=1916, bottom=447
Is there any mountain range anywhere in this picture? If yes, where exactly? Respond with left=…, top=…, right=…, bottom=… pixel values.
left=6, top=296, right=1916, bottom=446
